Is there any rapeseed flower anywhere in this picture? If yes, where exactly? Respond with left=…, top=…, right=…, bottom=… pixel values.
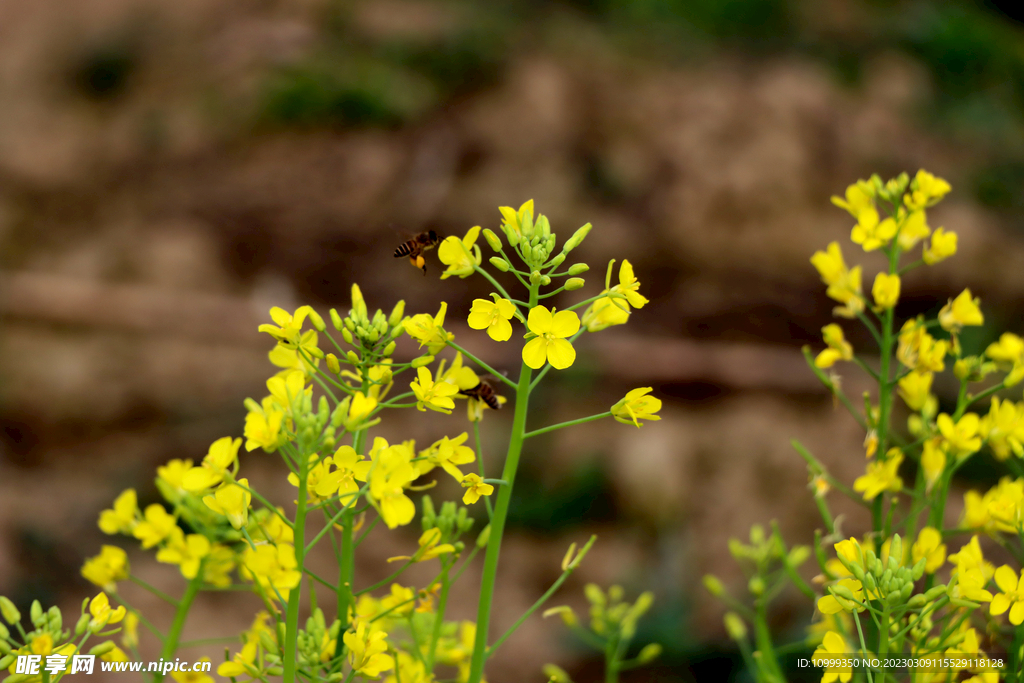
left=939, top=289, right=983, bottom=333
left=499, top=200, right=534, bottom=238
left=920, top=438, right=945, bottom=493
left=853, top=449, right=903, bottom=500
left=411, top=366, right=460, bottom=413
left=239, top=543, right=301, bottom=601
left=157, top=529, right=211, bottom=580
left=814, top=324, right=853, bottom=368
left=817, top=578, right=865, bottom=614
left=897, top=371, right=933, bottom=412
left=132, top=504, right=177, bottom=548
left=438, top=226, right=482, bottom=279
left=461, top=473, right=494, bottom=504
left=811, top=631, right=853, bottom=683
left=810, top=242, right=863, bottom=318
left=202, top=545, right=235, bottom=588
left=217, top=641, right=257, bottom=678
left=905, top=170, right=951, bottom=210
left=384, top=652, right=431, bottom=683
left=344, top=623, right=394, bottom=678
left=980, top=397, right=1024, bottom=460
left=990, top=565, right=1024, bottom=624
left=986, top=333, right=1024, bottom=386
left=98, top=489, right=138, bottom=535
left=244, top=396, right=284, bottom=452
left=203, top=479, right=252, bottom=529
left=404, top=302, right=453, bottom=355
left=258, top=306, right=314, bottom=346
left=911, top=527, right=946, bottom=574
left=851, top=209, right=898, bottom=252
left=88, top=592, right=126, bottom=630
left=872, top=272, right=900, bottom=310
left=171, top=659, right=214, bottom=683
left=897, top=210, right=931, bottom=251
left=949, top=536, right=994, bottom=602
left=468, top=297, right=516, bottom=341
left=156, top=459, right=192, bottom=497
left=923, top=227, right=957, bottom=264
left=417, top=433, right=475, bottom=479
left=937, top=413, right=982, bottom=460
left=831, top=180, right=875, bottom=219
left=367, top=439, right=418, bottom=528
left=523, top=305, right=580, bottom=370
left=81, top=545, right=129, bottom=592
left=387, top=528, right=456, bottom=563
left=611, top=387, right=662, bottom=427
left=182, top=436, right=242, bottom=491
left=897, top=319, right=948, bottom=373
left=581, top=260, right=648, bottom=332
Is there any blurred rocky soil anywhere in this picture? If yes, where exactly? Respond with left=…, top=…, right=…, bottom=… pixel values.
left=3, top=1, right=1024, bottom=681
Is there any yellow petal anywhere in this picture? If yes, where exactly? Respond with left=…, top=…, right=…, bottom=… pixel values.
left=527, top=305, right=553, bottom=335
left=488, top=318, right=513, bottom=342
left=546, top=338, right=577, bottom=369
left=522, top=338, right=548, bottom=369
left=551, top=310, right=581, bottom=338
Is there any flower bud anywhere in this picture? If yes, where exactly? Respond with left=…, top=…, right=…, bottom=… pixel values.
left=342, top=328, right=354, bottom=345
left=832, top=585, right=857, bottom=602
left=326, top=354, right=340, bottom=375
left=344, top=317, right=356, bottom=332
left=0, top=654, right=13, bottom=670
left=542, top=664, right=572, bottom=683
left=0, top=622, right=7, bottom=640
left=307, top=309, right=326, bottom=333
left=788, top=546, right=811, bottom=567
left=924, top=585, right=947, bottom=601
left=547, top=253, right=566, bottom=269
left=637, top=643, right=662, bottom=664
left=0, top=597, right=20, bottom=625
left=330, top=308, right=344, bottom=331
left=88, top=640, right=117, bottom=656
left=30, top=600, right=42, bottom=627
left=849, top=563, right=866, bottom=584
left=568, top=263, right=589, bottom=276
left=900, top=582, right=913, bottom=603
left=540, top=275, right=552, bottom=286
left=383, top=341, right=396, bottom=357
left=530, top=270, right=543, bottom=284
left=564, top=223, right=592, bottom=252
left=565, top=278, right=585, bottom=291
left=725, top=612, right=748, bottom=640
left=346, top=351, right=360, bottom=365
left=350, top=284, right=367, bottom=319
left=483, top=229, right=502, bottom=251
left=886, top=591, right=902, bottom=606
left=75, top=613, right=90, bottom=636
left=703, top=575, right=725, bottom=596
left=389, top=300, right=406, bottom=328
left=503, top=223, right=520, bottom=247
left=888, top=534, right=903, bottom=567
left=907, top=594, right=926, bottom=609
left=489, top=257, right=510, bottom=272
left=748, top=576, right=765, bottom=596
left=48, top=606, right=61, bottom=631
left=412, top=355, right=434, bottom=368
left=476, top=524, right=491, bottom=548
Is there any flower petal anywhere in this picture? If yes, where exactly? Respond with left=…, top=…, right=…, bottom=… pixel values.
left=1011, top=600, right=1024, bottom=625
left=496, top=298, right=516, bottom=319
left=991, top=593, right=1011, bottom=616
left=522, top=338, right=548, bottom=369
left=488, top=317, right=513, bottom=342
left=527, top=305, right=553, bottom=334
left=546, top=338, right=577, bottom=369
left=467, top=310, right=492, bottom=330
left=995, top=565, right=1018, bottom=594
left=551, top=310, right=581, bottom=338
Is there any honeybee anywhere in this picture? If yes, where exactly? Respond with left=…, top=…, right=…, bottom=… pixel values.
left=394, top=230, right=441, bottom=274
left=461, top=377, right=503, bottom=411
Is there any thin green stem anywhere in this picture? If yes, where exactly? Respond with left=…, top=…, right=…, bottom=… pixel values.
left=472, top=421, right=493, bottom=519
left=130, top=575, right=179, bottom=607
left=426, top=562, right=453, bottom=670
left=282, top=449, right=310, bottom=683
left=154, top=570, right=203, bottom=683
left=446, top=340, right=517, bottom=391
left=524, top=412, right=612, bottom=439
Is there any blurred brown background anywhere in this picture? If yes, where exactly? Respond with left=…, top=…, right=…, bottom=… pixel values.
left=4, top=0, right=1024, bottom=681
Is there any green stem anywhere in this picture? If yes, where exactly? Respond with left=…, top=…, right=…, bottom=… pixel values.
left=130, top=575, right=179, bottom=607
left=467, top=285, right=538, bottom=683
left=154, top=571, right=203, bottom=683
left=524, top=412, right=611, bottom=439
left=446, top=340, right=517, bottom=391
left=338, top=427, right=367, bottom=627
left=282, top=449, right=309, bottom=683
left=426, top=562, right=452, bottom=670
left=473, top=421, right=493, bottom=519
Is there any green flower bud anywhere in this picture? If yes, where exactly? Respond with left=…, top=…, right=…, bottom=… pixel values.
left=483, top=229, right=502, bottom=251
left=889, top=535, right=903, bottom=567
left=0, top=654, right=14, bottom=670
left=489, top=257, right=510, bottom=272
left=832, top=585, right=857, bottom=602
left=568, top=263, right=589, bottom=276
left=540, top=275, right=551, bottom=286
left=476, top=524, right=491, bottom=548
left=342, top=327, right=354, bottom=345
left=924, top=585, right=948, bottom=601
left=637, top=643, right=662, bottom=664
left=542, top=664, right=573, bottom=683
left=912, top=557, right=927, bottom=582
left=849, top=563, right=866, bottom=584
left=412, top=355, right=434, bottom=368
left=0, top=597, right=19, bottom=625
left=0, top=622, right=7, bottom=640
left=886, top=591, right=902, bottom=606
left=30, top=601, right=42, bottom=627
left=703, top=575, right=725, bottom=596
left=326, top=354, right=340, bottom=375
left=748, top=576, right=765, bottom=596
left=900, top=582, right=913, bottom=603
left=346, top=351, right=360, bottom=365
left=48, top=606, right=61, bottom=631
left=88, top=640, right=116, bottom=656
left=547, top=253, right=566, bottom=269
left=725, top=613, right=749, bottom=641
left=907, top=594, right=926, bottom=609
left=330, top=308, right=343, bottom=331
left=390, top=325, right=405, bottom=340
left=881, top=568, right=893, bottom=586
left=565, top=278, right=585, bottom=291
left=344, top=317, right=356, bottom=332
left=74, top=613, right=90, bottom=636
left=307, top=309, right=326, bottom=333
left=788, top=546, right=811, bottom=567
left=530, top=270, right=543, bottom=284
left=332, top=398, right=349, bottom=428
left=383, top=341, right=396, bottom=357
left=564, top=223, right=592, bottom=252
left=369, top=327, right=380, bottom=343
left=536, top=214, right=551, bottom=238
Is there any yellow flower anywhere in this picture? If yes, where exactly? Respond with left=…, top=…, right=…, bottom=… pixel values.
left=244, top=396, right=284, bottom=452
left=814, top=324, right=853, bottom=368
left=613, top=260, right=650, bottom=309
left=937, top=412, right=982, bottom=460
left=404, top=302, right=453, bottom=355
left=346, top=391, right=378, bottom=430
left=156, top=529, right=211, bottom=580
left=417, top=432, right=476, bottom=479
left=344, top=623, right=394, bottom=678
left=122, top=611, right=139, bottom=649
left=157, top=459, right=193, bottom=495
left=853, top=449, right=903, bottom=500
left=217, top=641, right=257, bottom=678
left=851, top=209, right=898, bottom=252
left=905, top=170, right=951, bottom=211
left=203, top=479, right=252, bottom=530
left=202, top=545, right=235, bottom=589
left=269, top=343, right=318, bottom=378
left=171, top=659, right=214, bottom=683
left=368, top=439, right=418, bottom=529
left=911, top=527, right=946, bottom=574
left=258, top=305, right=315, bottom=346
left=98, top=489, right=139, bottom=535
left=831, top=180, right=875, bottom=219
left=88, top=592, right=126, bottom=630
left=461, top=473, right=494, bottom=505
left=938, top=289, right=983, bottom=333
left=611, top=387, right=662, bottom=427
left=980, top=397, right=1024, bottom=460
left=921, top=438, right=946, bottom=494
left=266, top=370, right=310, bottom=415
left=388, top=528, right=457, bottom=563
left=522, top=305, right=580, bottom=370
left=580, top=259, right=648, bottom=332
left=379, top=584, right=415, bottom=619
left=182, top=436, right=242, bottom=491
left=990, top=565, right=1024, bottom=624
left=949, top=536, right=994, bottom=602
left=468, top=298, right=516, bottom=341
left=897, top=319, right=948, bottom=373
left=871, top=272, right=900, bottom=310
left=811, top=631, right=853, bottom=683
left=817, top=578, right=866, bottom=614
left=132, top=504, right=177, bottom=549
left=239, top=544, right=301, bottom=601
left=897, top=371, right=933, bottom=412
left=499, top=200, right=535, bottom=237
left=923, top=226, right=957, bottom=265
left=986, top=333, right=1024, bottom=386
left=384, top=652, right=431, bottom=683
left=810, top=242, right=864, bottom=318
left=897, top=210, right=931, bottom=251
left=411, top=366, right=460, bottom=414
left=438, top=226, right=482, bottom=279
left=81, top=545, right=129, bottom=593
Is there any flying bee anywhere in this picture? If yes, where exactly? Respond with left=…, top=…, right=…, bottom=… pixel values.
left=461, top=376, right=503, bottom=411
left=394, top=230, right=441, bottom=275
